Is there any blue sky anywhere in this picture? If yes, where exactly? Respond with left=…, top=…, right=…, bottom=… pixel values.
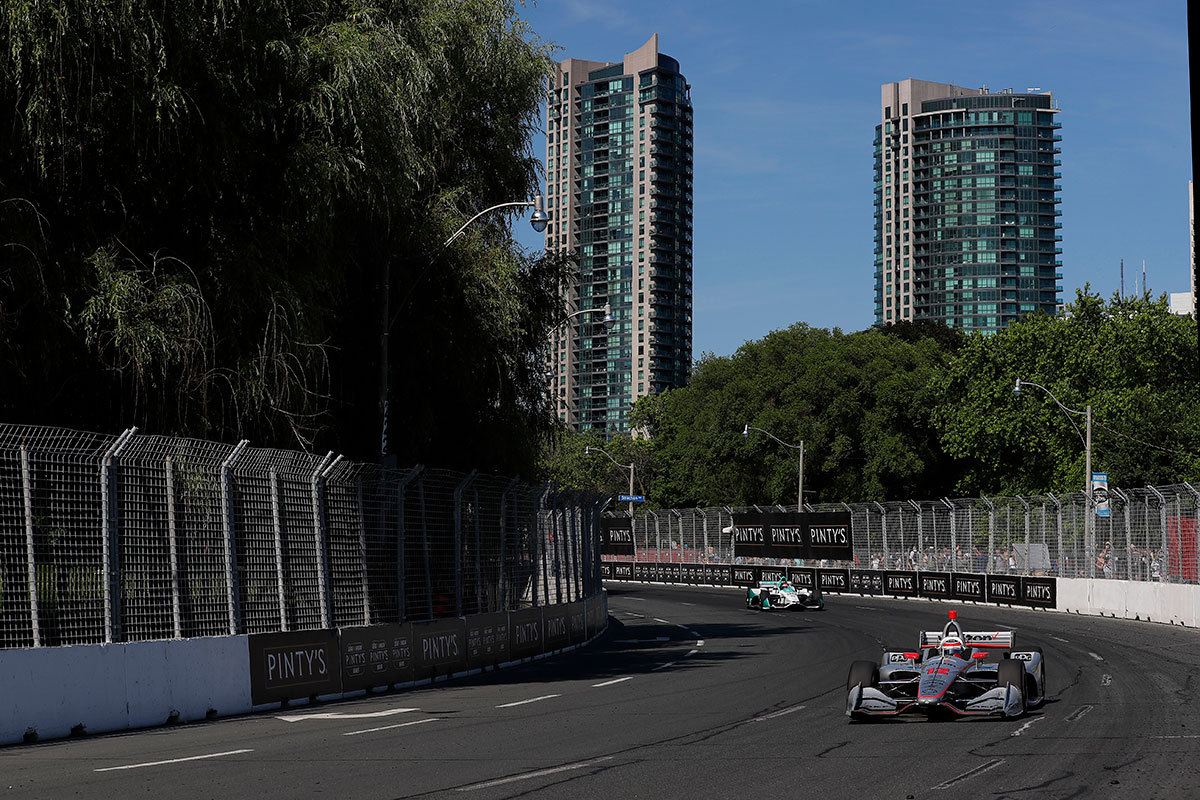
left=511, top=0, right=1192, bottom=359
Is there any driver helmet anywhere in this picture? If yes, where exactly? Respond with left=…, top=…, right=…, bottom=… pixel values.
left=940, top=635, right=966, bottom=659
left=780, top=580, right=791, bottom=590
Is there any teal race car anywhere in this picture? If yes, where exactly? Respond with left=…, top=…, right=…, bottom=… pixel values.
left=746, top=579, right=823, bottom=611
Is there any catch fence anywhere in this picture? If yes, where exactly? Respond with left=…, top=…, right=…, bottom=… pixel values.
left=605, top=489, right=1200, bottom=584
left=0, top=425, right=603, bottom=649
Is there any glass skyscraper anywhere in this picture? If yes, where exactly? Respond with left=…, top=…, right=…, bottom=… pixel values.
left=545, top=35, right=694, bottom=435
left=875, top=80, right=1062, bottom=332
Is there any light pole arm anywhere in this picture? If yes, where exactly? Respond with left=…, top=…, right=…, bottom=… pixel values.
left=443, top=200, right=535, bottom=247
left=1016, top=379, right=1087, bottom=448
left=588, top=446, right=631, bottom=471
left=745, top=425, right=802, bottom=451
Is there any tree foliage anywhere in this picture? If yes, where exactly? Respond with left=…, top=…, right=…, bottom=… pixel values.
left=543, top=292, right=1198, bottom=507
left=1, top=0, right=563, bottom=472
left=933, top=288, right=1200, bottom=495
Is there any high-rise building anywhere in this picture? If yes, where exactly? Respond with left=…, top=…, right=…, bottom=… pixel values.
left=545, top=35, right=694, bottom=435
left=875, top=80, right=1063, bottom=332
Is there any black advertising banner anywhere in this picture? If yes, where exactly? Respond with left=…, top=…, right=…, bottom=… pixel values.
left=509, top=606, right=544, bottom=660
left=952, top=573, right=987, bottom=602
left=567, top=601, right=587, bottom=643
left=850, top=569, right=883, bottom=595
left=918, top=571, right=952, bottom=599
left=1021, top=576, right=1057, bottom=608
left=885, top=571, right=919, bottom=597
left=759, top=566, right=786, bottom=583
left=340, top=624, right=414, bottom=692
left=987, top=574, right=1022, bottom=605
left=730, top=512, right=853, bottom=560
left=788, top=568, right=817, bottom=590
left=466, top=612, right=509, bottom=669
left=413, top=617, right=467, bottom=679
left=731, top=565, right=758, bottom=586
left=585, top=592, right=608, bottom=639
left=544, top=606, right=570, bottom=650
left=601, top=518, right=635, bottom=556
left=612, top=562, right=634, bottom=581
left=704, top=564, right=731, bottom=586
left=817, top=568, right=850, bottom=593
left=249, top=629, right=341, bottom=705
left=663, top=563, right=683, bottom=583
left=600, top=561, right=614, bottom=580
left=633, top=563, right=649, bottom=581
left=681, top=564, right=703, bottom=584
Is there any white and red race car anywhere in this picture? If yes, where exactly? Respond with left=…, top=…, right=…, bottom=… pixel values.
left=846, top=609, right=1046, bottom=720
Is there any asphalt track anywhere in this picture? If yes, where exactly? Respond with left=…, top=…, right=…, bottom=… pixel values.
left=3, top=583, right=1200, bottom=799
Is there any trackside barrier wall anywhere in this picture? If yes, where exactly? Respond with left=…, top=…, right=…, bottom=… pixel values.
left=0, top=592, right=607, bottom=744
left=606, top=562, right=1200, bottom=629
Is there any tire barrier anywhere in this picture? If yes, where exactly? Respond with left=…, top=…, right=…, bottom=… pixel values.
left=601, top=561, right=1057, bottom=609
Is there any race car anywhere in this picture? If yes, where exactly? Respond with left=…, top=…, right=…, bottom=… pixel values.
left=845, top=609, right=1045, bottom=721
left=746, top=579, right=823, bottom=611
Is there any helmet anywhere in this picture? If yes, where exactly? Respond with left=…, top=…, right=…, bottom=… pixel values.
left=940, top=635, right=965, bottom=659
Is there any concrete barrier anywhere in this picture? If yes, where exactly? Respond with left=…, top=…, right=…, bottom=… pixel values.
left=0, top=594, right=609, bottom=746
left=1055, top=577, right=1090, bottom=614
left=0, top=636, right=250, bottom=745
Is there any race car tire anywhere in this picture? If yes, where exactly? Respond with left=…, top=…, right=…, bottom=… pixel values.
left=847, top=660, right=880, bottom=692
left=1026, top=647, right=1046, bottom=708
left=997, top=660, right=1026, bottom=716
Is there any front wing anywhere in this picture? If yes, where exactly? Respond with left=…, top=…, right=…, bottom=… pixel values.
left=846, top=681, right=1023, bottom=719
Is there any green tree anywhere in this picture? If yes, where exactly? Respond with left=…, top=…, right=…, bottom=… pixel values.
left=632, top=323, right=957, bottom=507
left=1, top=0, right=562, bottom=473
left=932, top=288, right=1200, bottom=495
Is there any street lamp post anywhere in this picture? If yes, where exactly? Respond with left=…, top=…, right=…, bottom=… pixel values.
left=1013, top=378, right=1094, bottom=576
left=379, top=196, right=550, bottom=458
left=743, top=424, right=804, bottom=510
left=586, top=445, right=635, bottom=517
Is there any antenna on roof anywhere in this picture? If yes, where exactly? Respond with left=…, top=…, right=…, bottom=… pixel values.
left=1120, top=258, right=1125, bottom=299
left=1143, top=259, right=1148, bottom=295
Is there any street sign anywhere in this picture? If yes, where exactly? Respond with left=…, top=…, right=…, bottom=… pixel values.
left=618, top=494, right=645, bottom=502
left=1092, top=472, right=1110, bottom=517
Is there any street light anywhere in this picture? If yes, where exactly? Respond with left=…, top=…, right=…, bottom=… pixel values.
left=1013, top=378, right=1094, bottom=576
left=586, top=445, right=635, bottom=516
left=743, top=424, right=805, bottom=510
left=556, top=302, right=615, bottom=332
left=379, top=195, right=551, bottom=458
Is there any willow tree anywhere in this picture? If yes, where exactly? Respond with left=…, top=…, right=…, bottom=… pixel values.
left=1, top=0, right=564, bottom=472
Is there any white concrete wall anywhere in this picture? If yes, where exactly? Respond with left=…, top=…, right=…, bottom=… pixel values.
left=0, top=636, right=250, bottom=745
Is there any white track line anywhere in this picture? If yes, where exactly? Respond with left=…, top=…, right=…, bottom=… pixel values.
left=653, top=617, right=671, bottom=624
left=343, top=717, right=439, bottom=736
left=651, top=661, right=678, bottom=671
left=695, top=640, right=705, bottom=647
left=754, top=704, right=806, bottom=721
left=1088, top=652, right=1104, bottom=661
left=95, top=750, right=253, bottom=772
left=615, top=637, right=669, bottom=643
left=932, top=759, right=1005, bottom=789
left=1066, top=704, right=1094, bottom=722
left=496, top=694, right=560, bottom=708
left=593, top=677, right=633, bottom=687
left=1010, top=717, right=1043, bottom=737
left=684, top=649, right=699, bottom=657
left=1051, top=636, right=1069, bottom=643
left=689, top=630, right=701, bottom=637
left=277, top=707, right=417, bottom=722
left=681, top=602, right=696, bottom=606
left=457, top=757, right=615, bottom=791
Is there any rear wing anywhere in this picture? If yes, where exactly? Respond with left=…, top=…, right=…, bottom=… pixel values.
left=920, top=630, right=1016, bottom=650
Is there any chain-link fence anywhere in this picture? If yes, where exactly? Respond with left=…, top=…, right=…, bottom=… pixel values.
left=0, top=425, right=604, bottom=649
left=607, top=487, right=1200, bottom=584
